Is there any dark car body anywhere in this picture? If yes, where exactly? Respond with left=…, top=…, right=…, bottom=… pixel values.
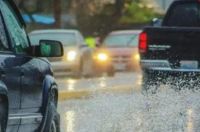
left=0, top=0, right=62, bottom=131
left=139, top=0, right=200, bottom=88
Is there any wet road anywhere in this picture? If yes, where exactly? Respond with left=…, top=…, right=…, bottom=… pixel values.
left=57, top=72, right=200, bottom=132
left=56, top=72, right=141, bottom=92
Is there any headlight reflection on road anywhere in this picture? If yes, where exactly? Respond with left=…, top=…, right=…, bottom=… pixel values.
left=137, top=74, right=142, bottom=85
left=136, top=114, right=143, bottom=128
left=187, top=108, right=194, bottom=132
left=67, top=79, right=76, bottom=91
left=99, top=76, right=107, bottom=88
left=134, top=74, right=142, bottom=91
left=65, top=111, right=75, bottom=132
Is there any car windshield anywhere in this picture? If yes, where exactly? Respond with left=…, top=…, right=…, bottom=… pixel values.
left=30, top=32, right=77, bottom=46
left=103, top=34, right=138, bottom=47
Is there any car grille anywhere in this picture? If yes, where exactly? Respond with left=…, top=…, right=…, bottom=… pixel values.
left=112, top=55, right=131, bottom=63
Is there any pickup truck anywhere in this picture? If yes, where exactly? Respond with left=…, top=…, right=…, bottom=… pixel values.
left=139, top=0, right=200, bottom=89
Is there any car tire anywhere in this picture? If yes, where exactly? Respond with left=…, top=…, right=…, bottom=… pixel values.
left=0, top=97, right=8, bottom=132
left=142, top=71, right=159, bottom=94
left=72, top=65, right=82, bottom=79
left=43, top=92, right=60, bottom=132
left=107, top=66, right=115, bottom=77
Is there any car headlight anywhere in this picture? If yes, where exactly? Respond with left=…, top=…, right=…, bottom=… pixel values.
left=97, top=53, right=108, bottom=61
left=67, top=51, right=77, bottom=61
left=134, top=54, right=140, bottom=61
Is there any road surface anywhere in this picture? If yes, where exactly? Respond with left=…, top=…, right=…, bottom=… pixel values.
left=57, top=72, right=200, bottom=132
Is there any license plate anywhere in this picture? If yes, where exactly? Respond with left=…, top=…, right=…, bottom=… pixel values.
left=180, top=61, right=198, bottom=69
left=114, top=63, right=126, bottom=70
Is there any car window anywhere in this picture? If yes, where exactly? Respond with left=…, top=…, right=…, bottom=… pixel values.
left=103, top=34, right=139, bottom=47
left=0, top=14, right=9, bottom=51
left=30, top=32, right=77, bottom=46
left=78, top=32, right=85, bottom=44
left=0, top=0, right=29, bottom=53
left=165, top=3, right=200, bottom=27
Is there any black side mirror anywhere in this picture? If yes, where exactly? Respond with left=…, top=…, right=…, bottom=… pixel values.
left=30, top=40, right=64, bottom=57
left=151, top=18, right=162, bottom=26
left=39, top=40, right=64, bottom=57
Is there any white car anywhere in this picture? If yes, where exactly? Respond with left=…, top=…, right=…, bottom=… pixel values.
left=29, top=29, right=93, bottom=77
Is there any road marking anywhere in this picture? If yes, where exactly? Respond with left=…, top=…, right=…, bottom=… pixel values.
left=58, top=85, right=140, bottom=101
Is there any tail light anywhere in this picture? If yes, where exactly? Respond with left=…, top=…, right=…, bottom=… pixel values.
left=139, top=32, right=147, bottom=53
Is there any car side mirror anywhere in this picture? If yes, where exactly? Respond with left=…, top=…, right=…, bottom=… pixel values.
left=39, top=40, right=64, bottom=57
left=151, top=18, right=162, bottom=26
left=30, top=40, right=64, bottom=57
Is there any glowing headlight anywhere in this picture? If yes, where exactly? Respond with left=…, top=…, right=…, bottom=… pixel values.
left=67, top=51, right=77, bottom=61
left=134, top=54, right=140, bottom=61
left=97, top=53, right=108, bottom=61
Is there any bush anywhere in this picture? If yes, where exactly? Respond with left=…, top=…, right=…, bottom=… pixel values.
left=119, top=2, right=159, bottom=24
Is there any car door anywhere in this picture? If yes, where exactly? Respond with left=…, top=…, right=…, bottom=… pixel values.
left=0, top=1, right=43, bottom=131
left=0, top=1, right=24, bottom=131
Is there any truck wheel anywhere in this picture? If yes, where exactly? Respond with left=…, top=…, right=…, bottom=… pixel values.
left=142, top=71, right=159, bottom=94
left=43, top=92, right=60, bottom=132
left=0, top=97, right=8, bottom=132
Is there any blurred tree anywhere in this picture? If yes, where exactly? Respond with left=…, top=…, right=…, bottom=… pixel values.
left=115, top=0, right=124, bottom=16
left=63, top=0, right=160, bottom=36
left=119, top=2, right=159, bottom=24
left=17, top=0, right=40, bottom=13
left=66, top=0, right=126, bottom=35
left=15, top=0, right=60, bottom=27
left=17, top=0, right=37, bottom=22
left=53, top=0, right=61, bottom=28
left=15, top=0, right=160, bottom=35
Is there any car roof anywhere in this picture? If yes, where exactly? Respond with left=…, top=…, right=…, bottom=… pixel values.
left=109, top=30, right=142, bottom=35
left=29, top=29, right=80, bottom=35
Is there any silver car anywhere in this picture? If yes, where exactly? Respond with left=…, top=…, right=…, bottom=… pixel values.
left=29, top=29, right=93, bottom=77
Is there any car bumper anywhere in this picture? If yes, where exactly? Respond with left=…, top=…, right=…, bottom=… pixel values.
left=93, top=61, right=112, bottom=72
left=113, top=61, right=140, bottom=71
left=141, top=59, right=200, bottom=76
left=50, top=61, right=79, bottom=73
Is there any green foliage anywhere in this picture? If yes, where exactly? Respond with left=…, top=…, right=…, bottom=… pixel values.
left=120, top=2, right=158, bottom=24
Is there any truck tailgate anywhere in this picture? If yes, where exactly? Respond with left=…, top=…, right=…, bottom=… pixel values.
left=144, top=27, right=200, bottom=61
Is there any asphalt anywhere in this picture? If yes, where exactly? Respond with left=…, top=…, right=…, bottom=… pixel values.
left=57, top=72, right=142, bottom=101
left=58, top=72, right=200, bottom=132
